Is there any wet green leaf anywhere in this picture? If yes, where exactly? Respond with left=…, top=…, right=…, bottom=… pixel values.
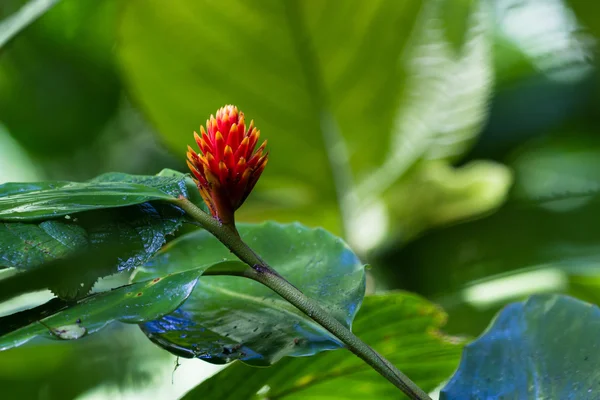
left=0, top=202, right=185, bottom=300
left=44, top=324, right=87, bottom=340
left=441, top=295, right=600, bottom=399
left=0, top=171, right=186, bottom=221
left=0, top=269, right=202, bottom=350
left=0, top=170, right=192, bottom=300
left=184, top=292, right=466, bottom=399
left=135, top=222, right=366, bottom=366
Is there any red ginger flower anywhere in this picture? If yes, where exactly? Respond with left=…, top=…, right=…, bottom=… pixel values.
left=186, top=105, right=268, bottom=224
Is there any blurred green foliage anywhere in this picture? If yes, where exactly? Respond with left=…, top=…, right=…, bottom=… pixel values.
left=2, top=0, right=600, bottom=398
left=118, top=0, right=509, bottom=243
left=0, top=0, right=120, bottom=155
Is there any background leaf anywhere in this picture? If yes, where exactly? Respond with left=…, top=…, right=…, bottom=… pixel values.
left=0, top=0, right=60, bottom=49
left=134, top=222, right=366, bottom=366
left=375, top=133, right=600, bottom=334
left=184, top=292, right=465, bottom=399
left=439, top=0, right=476, bottom=53
left=0, top=0, right=120, bottom=156
left=441, top=294, right=600, bottom=399
left=118, top=0, right=504, bottom=250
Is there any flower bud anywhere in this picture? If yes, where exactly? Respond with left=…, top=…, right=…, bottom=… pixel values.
left=186, top=105, right=268, bottom=224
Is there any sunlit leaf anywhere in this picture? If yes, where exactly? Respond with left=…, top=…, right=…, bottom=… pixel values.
left=441, top=294, right=600, bottom=399
left=134, top=222, right=366, bottom=366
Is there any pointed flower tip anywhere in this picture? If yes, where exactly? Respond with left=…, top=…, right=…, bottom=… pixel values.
left=186, top=105, right=268, bottom=224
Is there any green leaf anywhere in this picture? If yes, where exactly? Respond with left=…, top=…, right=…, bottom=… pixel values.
left=0, top=201, right=185, bottom=300
left=0, top=123, right=40, bottom=183
left=0, top=171, right=192, bottom=299
left=0, top=0, right=60, bottom=49
left=0, top=324, right=174, bottom=400
left=441, top=294, right=600, bottom=399
left=439, top=0, right=476, bottom=53
left=0, top=269, right=201, bottom=350
left=379, top=133, right=600, bottom=333
left=134, top=222, right=366, bottom=366
left=566, top=0, right=600, bottom=39
left=183, top=292, right=465, bottom=399
left=157, top=168, right=207, bottom=212
left=0, top=0, right=120, bottom=155
left=510, top=134, right=600, bottom=205
left=118, top=0, right=500, bottom=245
left=0, top=171, right=186, bottom=221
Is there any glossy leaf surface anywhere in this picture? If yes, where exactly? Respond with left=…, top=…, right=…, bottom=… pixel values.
left=135, top=222, right=366, bottom=366
left=0, top=171, right=186, bottom=221
left=0, top=269, right=201, bottom=350
left=0, top=171, right=189, bottom=299
left=441, top=295, right=600, bottom=399
left=184, top=292, right=465, bottom=399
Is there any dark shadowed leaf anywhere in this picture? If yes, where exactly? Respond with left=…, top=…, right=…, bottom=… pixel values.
left=0, top=0, right=120, bottom=155
left=0, top=202, right=185, bottom=300
left=0, top=171, right=192, bottom=299
left=183, top=292, right=465, bottom=399
left=441, top=295, right=600, bottom=399
left=134, top=222, right=366, bottom=366
left=566, top=0, right=600, bottom=39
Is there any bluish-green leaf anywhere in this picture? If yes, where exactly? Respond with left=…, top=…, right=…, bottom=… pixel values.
left=441, top=294, right=600, bottom=399
left=183, top=292, right=466, bottom=399
left=134, top=222, right=366, bottom=366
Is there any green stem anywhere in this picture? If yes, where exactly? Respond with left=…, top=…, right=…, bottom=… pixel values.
left=174, top=197, right=431, bottom=400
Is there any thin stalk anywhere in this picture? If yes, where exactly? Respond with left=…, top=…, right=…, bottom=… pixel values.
left=173, top=197, right=431, bottom=400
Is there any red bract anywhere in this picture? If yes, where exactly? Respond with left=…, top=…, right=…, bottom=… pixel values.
left=186, top=105, right=268, bottom=224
